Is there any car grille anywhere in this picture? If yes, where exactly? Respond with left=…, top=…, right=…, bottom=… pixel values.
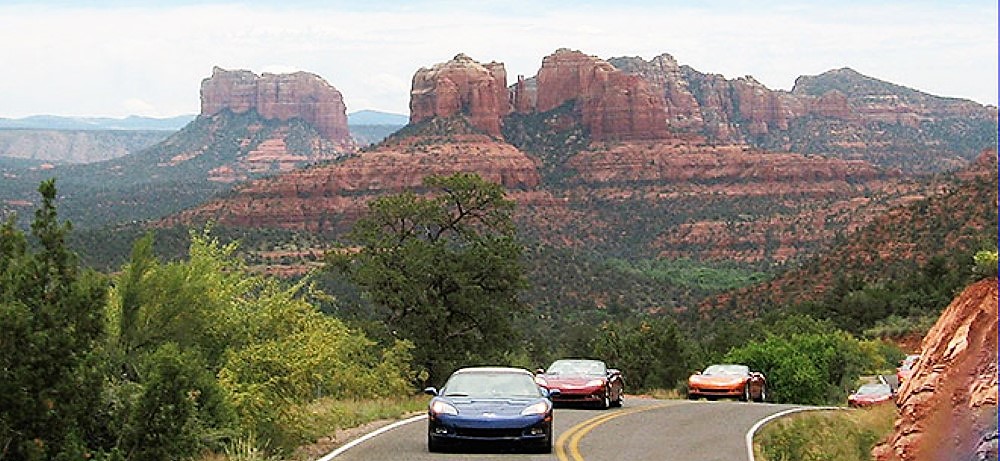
left=455, top=427, right=525, bottom=438
left=697, top=388, right=736, bottom=394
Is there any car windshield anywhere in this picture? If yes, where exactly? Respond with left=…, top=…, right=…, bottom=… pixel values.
left=441, top=371, right=543, bottom=398
left=702, top=364, right=749, bottom=376
left=856, top=383, right=891, bottom=395
left=899, top=355, right=920, bottom=370
left=545, top=360, right=606, bottom=376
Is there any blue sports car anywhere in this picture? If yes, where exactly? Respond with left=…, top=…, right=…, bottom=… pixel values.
left=424, top=367, right=559, bottom=453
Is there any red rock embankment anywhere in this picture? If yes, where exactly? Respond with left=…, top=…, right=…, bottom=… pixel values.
left=874, top=278, right=998, bottom=461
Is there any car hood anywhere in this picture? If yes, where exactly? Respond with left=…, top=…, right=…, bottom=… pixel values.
left=689, top=375, right=747, bottom=386
left=442, top=397, right=542, bottom=416
left=849, top=393, right=890, bottom=401
left=539, top=375, right=604, bottom=387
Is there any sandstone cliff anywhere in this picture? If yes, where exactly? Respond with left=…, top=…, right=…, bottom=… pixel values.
left=874, top=278, right=998, bottom=461
left=609, top=57, right=996, bottom=173
left=531, top=49, right=669, bottom=141
left=409, top=54, right=511, bottom=137
left=200, top=67, right=352, bottom=147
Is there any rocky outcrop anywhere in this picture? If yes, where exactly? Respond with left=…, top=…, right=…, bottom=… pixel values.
left=163, top=134, right=542, bottom=232
left=607, top=57, right=996, bottom=172
left=409, top=54, right=511, bottom=137
left=533, top=49, right=668, bottom=141
left=200, top=67, right=352, bottom=147
left=874, top=278, right=998, bottom=461
left=607, top=53, right=704, bottom=131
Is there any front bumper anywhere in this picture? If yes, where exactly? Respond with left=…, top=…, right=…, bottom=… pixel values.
left=688, top=384, right=742, bottom=398
left=428, top=413, right=552, bottom=445
left=546, top=385, right=605, bottom=403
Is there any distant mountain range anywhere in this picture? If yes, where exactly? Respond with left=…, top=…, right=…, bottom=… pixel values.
left=347, top=110, right=409, bottom=125
left=0, top=110, right=408, bottom=132
left=0, top=114, right=196, bottom=131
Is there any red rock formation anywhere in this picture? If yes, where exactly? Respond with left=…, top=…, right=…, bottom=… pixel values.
left=200, top=67, right=351, bottom=147
left=874, top=278, right=998, bottom=461
left=532, top=49, right=669, bottom=141
left=409, top=54, right=511, bottom=137
left=163, top=134, right=542, bottom=232
left=608, top=54, right=704, bottom=131
left=512, top=75, right=536, bottom=114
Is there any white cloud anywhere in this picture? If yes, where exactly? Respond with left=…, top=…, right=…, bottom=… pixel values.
left=0, top=1, right=995, bottom=118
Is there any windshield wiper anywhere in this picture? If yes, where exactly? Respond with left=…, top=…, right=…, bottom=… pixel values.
left=444, top=392, right=469, bottom=397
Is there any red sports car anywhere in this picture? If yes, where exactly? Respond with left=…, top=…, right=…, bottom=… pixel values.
left=534, top=359, right=624, bottom=409
left=687, top=364, right=766, bottom=402
left=847, top=382, right=894, bottom=407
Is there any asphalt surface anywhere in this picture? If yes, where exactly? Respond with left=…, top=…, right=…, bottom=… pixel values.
left=326, top=396, right=802, bottom=461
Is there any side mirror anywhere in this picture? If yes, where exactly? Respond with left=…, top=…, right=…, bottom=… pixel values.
left=535, top=368, right=545, bottom=375
left=423, top=387, right=438, bottom=396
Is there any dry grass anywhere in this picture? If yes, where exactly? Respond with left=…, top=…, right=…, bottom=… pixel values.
left=753, top=403, right=897, bottom=461
left=197, top=395, right=428, bottom=461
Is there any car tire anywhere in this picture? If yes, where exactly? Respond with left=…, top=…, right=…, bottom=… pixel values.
left=755, top=385, right=767, bottom=403
left=600, top=391, right=611, bottom=410
left=612, top=389, right=624, bottom=407
left=530, top=435, right=553, bottom=454
left=741, top=384, right=751, bottom=402
left=428, top=434, right=445, bottom=453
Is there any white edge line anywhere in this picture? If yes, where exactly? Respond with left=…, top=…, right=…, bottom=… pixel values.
left=317, top=414, right=427, bottom=461
left=745, top=406, right=845, bottom=461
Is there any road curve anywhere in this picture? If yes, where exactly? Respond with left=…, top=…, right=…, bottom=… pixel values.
left=325, top=396, right=803, bottom=461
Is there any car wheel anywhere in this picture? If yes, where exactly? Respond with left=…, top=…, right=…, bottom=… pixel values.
left=428, top=434, right=445, bottom=453
left=612, top=388, right=624, bottom=407
left=741, top=384, right=750, bottom=402
left=600, top=391, right=611, bottom=410
left=530, top=434, right=553, bottom=454
left=755, top=385, right=767, bottom=403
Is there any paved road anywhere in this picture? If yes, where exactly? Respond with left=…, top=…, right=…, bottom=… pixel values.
left=327, top=396, right=802, bottom=461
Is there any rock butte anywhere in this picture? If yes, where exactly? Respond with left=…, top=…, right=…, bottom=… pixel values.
left=200, top=67, right=352, bottom=147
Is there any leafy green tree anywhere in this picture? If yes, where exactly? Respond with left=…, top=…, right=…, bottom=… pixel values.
left=327, top=173, right=528, bottom=385
left=121, top=343, right=222, bottom=461
left=0, top=179, right=108, bottom=459
left=106, top=230, right=413, bottom=454
left=591, top=317, right=698, bottom=391
left=724, top=330, right=877, bottom=405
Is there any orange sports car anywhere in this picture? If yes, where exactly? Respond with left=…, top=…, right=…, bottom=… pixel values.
left=687, top=364, right=766, bottom=402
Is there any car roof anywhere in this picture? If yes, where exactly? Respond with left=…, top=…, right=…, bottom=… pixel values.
left=551, top=358, right=604, bottom=364
left=452, top=367, right=533, bottom=376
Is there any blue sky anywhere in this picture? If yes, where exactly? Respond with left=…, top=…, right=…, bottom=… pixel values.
left=1, top=1, right=996, bottom=118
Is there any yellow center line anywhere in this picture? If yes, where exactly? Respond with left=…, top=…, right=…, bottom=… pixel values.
left=555, top=403, right=672, bottom=461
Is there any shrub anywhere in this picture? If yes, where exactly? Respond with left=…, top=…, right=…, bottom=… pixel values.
left=973, top=250, right=998, bottom=279
left=725, top=330, right=879, bottom=405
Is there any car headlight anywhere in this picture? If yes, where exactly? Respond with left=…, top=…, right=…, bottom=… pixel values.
left=586, top=379, right=605, bottom=387
left=520, top=401, right=550, bottom=416
left=430, top=400, right=458, bottom=416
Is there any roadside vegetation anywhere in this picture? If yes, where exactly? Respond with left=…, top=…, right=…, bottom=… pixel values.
left=753, top=404, right=897, bottom=461
left=3, top=173, right=993, bottom=459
